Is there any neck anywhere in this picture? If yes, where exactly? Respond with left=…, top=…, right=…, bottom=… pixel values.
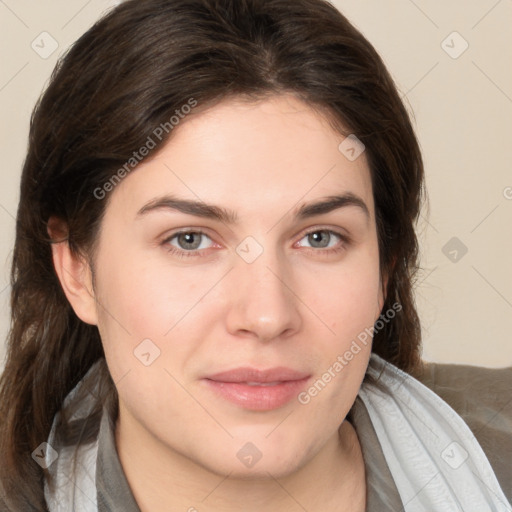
left=115, top=411, right=366, bottom=512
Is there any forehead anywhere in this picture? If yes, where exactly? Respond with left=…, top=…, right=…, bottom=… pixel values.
left=107, top=93, right=374, bottom=221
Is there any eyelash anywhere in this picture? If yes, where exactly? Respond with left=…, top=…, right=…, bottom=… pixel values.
left=161, top=228, right=351, bottom=259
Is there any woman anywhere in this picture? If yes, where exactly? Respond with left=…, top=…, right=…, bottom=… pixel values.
left=0, top=0, right=510, bottom=510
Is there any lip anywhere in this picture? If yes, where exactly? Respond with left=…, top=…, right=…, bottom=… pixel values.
left=203, top=367, right=311, bottom=411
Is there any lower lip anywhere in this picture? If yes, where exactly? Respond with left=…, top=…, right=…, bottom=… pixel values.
left=203, top=378, right=310, bottom=411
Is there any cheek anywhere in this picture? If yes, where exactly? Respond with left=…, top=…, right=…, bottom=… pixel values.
left=93, top=248, right=224, bottom=377
left=96, top=246, right=183, bottom=328
left=297, top=270, right=378, bottom=423
left=293, top=243, right=381, bottom=405
left=302, top=248, right=382, bottom=343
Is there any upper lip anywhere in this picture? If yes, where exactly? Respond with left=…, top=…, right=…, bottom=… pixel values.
left=205, top=367, right=310, bottom=383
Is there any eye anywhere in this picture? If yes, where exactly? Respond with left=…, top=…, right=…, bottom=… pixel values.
left=163, top=230, right=215, bottom=257
left=161, top=227, right=349, bottom=259
left=295, top=229, right=348, bottom=253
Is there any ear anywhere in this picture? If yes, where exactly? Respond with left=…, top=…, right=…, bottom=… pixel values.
left=47, top=216, right=98, bottom=325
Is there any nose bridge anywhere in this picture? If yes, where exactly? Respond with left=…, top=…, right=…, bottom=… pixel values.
left=241, top=252, right=285, bottom=303
left=225, top=239, right=301, bottom=341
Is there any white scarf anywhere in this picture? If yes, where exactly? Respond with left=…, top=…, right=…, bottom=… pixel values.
left=44, top=353, right=512, bottom=511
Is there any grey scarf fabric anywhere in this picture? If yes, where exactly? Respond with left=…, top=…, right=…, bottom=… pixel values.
left=44, top=354, right=512, bottom=511
left=359, top=355, right=511, bottom=512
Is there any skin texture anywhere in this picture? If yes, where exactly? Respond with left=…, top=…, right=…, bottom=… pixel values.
left=50, top=93, right=386, bottom=511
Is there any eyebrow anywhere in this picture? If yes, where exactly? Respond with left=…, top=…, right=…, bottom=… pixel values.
left=136, top=193, right=370, bottom=224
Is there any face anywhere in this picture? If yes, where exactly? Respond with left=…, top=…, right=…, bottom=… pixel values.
left=89, top=94, right=384, bottom=478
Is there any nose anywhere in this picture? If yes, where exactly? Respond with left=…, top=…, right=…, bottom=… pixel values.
left=224, top=247, right=302, bottom=342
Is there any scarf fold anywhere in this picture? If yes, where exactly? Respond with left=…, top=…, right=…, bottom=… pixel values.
left=44, top=368, right=99, bottom=511
left=358, top=354, right=511, bottom=512
left=44, top=354, right=512, bottom=511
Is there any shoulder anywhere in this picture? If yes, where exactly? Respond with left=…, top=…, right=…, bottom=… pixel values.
left=415, top=360, right=512, bottom=501
left=415, top=360, right=512, bottom=409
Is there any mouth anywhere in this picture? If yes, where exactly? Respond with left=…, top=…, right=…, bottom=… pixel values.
left=202, top=367, right=311, bottom=411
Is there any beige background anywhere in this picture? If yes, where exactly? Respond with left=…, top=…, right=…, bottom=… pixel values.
left=1, top=1, right=511, bottom=369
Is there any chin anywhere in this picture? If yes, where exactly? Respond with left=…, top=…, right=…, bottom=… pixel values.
left=206, top=457, right=304, bottom=481
left=190, top=436, right=312, bottom=481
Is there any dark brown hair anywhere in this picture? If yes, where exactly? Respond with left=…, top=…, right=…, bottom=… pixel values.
left=0, top=0, right=424, bottom=508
